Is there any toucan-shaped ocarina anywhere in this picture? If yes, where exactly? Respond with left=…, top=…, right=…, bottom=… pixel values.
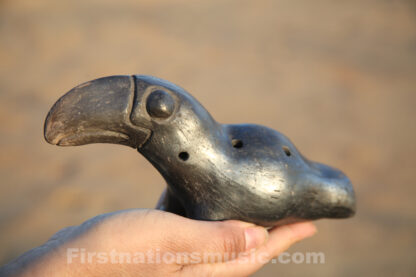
left=44, top=75, right=356, bottom=226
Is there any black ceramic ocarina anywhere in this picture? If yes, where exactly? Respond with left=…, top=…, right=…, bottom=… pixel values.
left=44, top=75, right=356, bottom=226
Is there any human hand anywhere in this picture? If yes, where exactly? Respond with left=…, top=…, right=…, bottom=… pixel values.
left=1, top=209, right=316, bottom=277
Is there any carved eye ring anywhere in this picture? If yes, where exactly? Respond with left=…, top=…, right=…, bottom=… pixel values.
left=146, top=90, right=175, bottom=119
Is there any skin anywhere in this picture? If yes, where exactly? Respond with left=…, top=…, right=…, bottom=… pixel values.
left=0, top=209, right=316, bottom=277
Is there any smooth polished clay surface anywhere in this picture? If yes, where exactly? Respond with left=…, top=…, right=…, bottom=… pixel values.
left=44, top=75, right=356, bottom=226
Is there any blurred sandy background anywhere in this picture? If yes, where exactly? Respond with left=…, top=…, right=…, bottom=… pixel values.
left=0, top=0, right=415, bottom=276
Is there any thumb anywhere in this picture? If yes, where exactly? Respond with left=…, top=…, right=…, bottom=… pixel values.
left=160, top=217, right=268, bottom=264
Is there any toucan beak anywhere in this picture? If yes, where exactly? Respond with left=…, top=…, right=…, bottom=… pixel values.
left=44, top=75, right=151, bottom=148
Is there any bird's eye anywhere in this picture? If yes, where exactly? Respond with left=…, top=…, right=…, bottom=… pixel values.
left=146, top=90, right=175, bottom=119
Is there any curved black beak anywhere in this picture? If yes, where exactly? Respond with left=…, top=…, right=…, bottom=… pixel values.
left=44, top=76, right=151, bottom=148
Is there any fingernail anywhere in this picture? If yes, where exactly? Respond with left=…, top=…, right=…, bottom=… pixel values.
left=244, top=226, right=268, bottom=251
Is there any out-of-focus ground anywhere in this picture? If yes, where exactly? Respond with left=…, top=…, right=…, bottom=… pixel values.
left=0, top=0, right=415, bottom=276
